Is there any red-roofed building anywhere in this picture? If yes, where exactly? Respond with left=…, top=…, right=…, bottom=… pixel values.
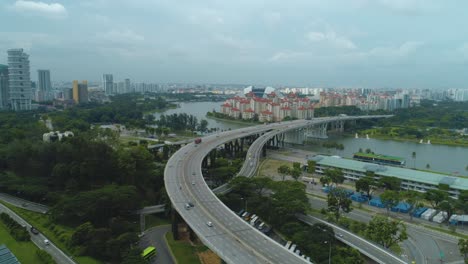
left=242, top=108, right=255, bottom=120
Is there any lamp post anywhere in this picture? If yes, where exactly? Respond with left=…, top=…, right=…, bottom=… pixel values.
left=240, top=197, right=247, bottom=211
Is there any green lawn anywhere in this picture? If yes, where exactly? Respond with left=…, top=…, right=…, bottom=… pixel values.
left=0, top=201, right=102, bottom=264
left=0, top=222, right=43, bottom=263
left=145, top=215, right=171, bottom=229
left=165, top=232, right=202, bottom=264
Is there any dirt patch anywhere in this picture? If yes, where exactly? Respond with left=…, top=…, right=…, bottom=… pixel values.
left=198, top=250, right=221, bottom=264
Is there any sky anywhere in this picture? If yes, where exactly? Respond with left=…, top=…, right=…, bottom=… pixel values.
left=1, top=0, right=468, bottom=88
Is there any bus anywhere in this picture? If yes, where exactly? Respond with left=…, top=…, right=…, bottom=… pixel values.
left=141, top=246, right=157, bottom=261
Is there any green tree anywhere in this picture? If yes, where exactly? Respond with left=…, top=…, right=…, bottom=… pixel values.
left=355, top=176, right=377, bottom=199
left=412, top=151, right=416, bottom=168
left=307, top=160, right=316, bottom=173
left=456, top=190, right=468, bottom=214
left=426, top=163, right=430, bottom=169
left=424, top=189, right=448, bottom=208
left=366, top=215, right=408, bottom=249
left=437, top=198, right=456, bottom=224
left=293, top=162, right=301, bottom=170
left=277, top=165, right=291, bottom=181
left=324, top=169, right=344, bottom=187
left=198, top=119, right=208, bottom=133
left=379, top=176, right=401, bottom=191
left=327, top=189, right=353, bottom=221
left=402, top=191, right=423, bottom=221
left=458, top=239, right=468, bottom=262
left=291, top=167, right=302, bottom=181
left=380, top=190, right=400, bottom=215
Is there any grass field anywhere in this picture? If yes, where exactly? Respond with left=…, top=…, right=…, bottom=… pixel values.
left=0, top=201, right=102, bottom=264
left=165, top=232, right=202, bottom=264
left=145, top=215, right=171, bottom=229
left=0, top=222, right=42, bottom=263
left=257, top=159, right=293, bottom=180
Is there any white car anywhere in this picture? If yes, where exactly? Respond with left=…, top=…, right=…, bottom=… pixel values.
left=206, top=221, right=213, bottom=227
left=44, top=239, right=50, bottom=245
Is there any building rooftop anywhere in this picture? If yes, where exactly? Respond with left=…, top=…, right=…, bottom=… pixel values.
left=0, top=245, right=20, bottom=264
left=310, top=155, right=468, bottom=191
left=353, top=152, right=405, bottom=162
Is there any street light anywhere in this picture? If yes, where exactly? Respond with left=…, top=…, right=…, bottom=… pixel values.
left=322, top=229, right=332, bottom=264
left=240, top=197, right=247, bottom=211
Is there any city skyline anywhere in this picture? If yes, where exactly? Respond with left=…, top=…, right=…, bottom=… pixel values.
left=1, top=1, right=468, bottom=88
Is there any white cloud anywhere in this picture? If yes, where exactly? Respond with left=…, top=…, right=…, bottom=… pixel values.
left=99, top=29, right=145, bottom=44
left=367, top=41, right=424, bottom=57
left=306, top=30, right=357, bottom=50
left=11, top=0, right=67, bottom=18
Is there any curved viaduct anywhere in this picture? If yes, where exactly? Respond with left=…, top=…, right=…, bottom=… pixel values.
left=164, top=115, right=391, bottom=264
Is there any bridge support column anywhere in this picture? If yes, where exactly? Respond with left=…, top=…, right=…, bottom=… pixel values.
left=171, top=208, right=180, bottom=240
left=140, top=213, right=145, bottom=233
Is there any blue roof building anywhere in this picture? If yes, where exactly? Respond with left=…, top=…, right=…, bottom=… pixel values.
left=0, top=245, right=20, bottom=264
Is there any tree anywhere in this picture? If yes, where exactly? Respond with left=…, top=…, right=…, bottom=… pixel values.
left=426, top=163, right=430, bottom=169
left=366, top=215, right=408, bottom=249
left=327, top=189, right=353, bottom=221
left=293, top=162, right=301, bottom=170
left=307, top=160, right=316, bottom=173
left=402, top=191, right=423, bottom=221
left=379, top=176, right=401, bottom=191
left=277, top=165, right=290, bottom=181
left=355, top=176, right=377, bottom=199
left=380, top=190, right=400, bottom=215
left=458, top=239, right=468, bottom=262
left=291, top=167, right=302, bottom=181
left=324, top=169, right=345, bottom=187
left=412, top=151, right=416, bottom=168
left=456, top=190, right=468, bottom=214
left=437, top=198, right=456, bottom=223
left=198, top=119, right=208, bottom=133
left=424, top=189, right=448, bottom=208
left=320, top=176, right=331, bottom=186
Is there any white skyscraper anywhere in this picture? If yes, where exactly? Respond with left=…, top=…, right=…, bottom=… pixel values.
left=124, top=78, right=131, bottom=93
left=37, top=69, right=52, bottom=101
left=8, top=49, right=32, bottom=111
left=102, top=74, right=113, bottom=95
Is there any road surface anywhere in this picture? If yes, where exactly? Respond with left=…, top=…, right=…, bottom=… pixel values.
left=140, top=225, right=175, bottom=264
left=0, top=203, right=75, bottom=264
left=165, top=116, right=391, bottom=264
left=0, top=192, right=49, bottom=214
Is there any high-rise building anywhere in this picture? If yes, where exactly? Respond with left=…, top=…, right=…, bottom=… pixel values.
left=124, top=78, right=131, bottom=93
left=7, top=49, right=32, bottom=111
left=37, top=70, right=51, bottom=102
left=102, top=74, right=113, bottom=95
left=0, top=64, right=8, bottom=109
left=72, top=80, right=88, bottom=104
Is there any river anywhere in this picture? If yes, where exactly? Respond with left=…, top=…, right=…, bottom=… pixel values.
left=154, top=101, right=468, bottom=176
left=152, top=101, right=250, bottom=130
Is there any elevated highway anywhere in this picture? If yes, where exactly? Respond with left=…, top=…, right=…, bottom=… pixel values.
left=164, top=116, right=391, bottom=264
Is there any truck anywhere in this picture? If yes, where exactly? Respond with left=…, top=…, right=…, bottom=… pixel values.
left=194, top=138, right=202, bottom=144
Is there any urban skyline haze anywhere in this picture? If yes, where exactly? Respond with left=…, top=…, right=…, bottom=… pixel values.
left=1, top=0, right=468, bottom=88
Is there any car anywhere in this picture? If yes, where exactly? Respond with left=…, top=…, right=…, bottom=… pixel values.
left=188, top=202, right=194, bottom=207
left=44, top=239, right=50, bottom=245
left=191, top=181, right=195, bottom=185
left=192, top=172, right=196, bottom=176
left=185, top=203, right=191, bottom=210
left=30, top=227, right=39, bottom=235
left=337, top=233, right=344, bottom=238
left=21, top=203, right=28, bottom=207
left=206, top=221, right=213, bottom=227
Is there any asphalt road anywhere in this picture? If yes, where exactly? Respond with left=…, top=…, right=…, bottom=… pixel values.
left=0, top=192, right=49, bottom=214
left=164, top=115, right=391, bottom=264
left=0, top=203, right=75, bottom=264
left=296, top=214, right=406, bottom=264
left=306, top=195, right=464, bottom=264
left=140, top=225, right=174, bottom=264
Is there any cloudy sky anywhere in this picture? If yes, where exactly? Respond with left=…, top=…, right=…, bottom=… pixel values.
left=1, top=0, right=468, bottom=88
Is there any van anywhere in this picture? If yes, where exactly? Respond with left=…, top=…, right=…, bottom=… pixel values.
left=258, top=222, right=265, bottom=230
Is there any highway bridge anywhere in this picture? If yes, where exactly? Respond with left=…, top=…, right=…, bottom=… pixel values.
left=164, top=116, right=391, bottom=264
